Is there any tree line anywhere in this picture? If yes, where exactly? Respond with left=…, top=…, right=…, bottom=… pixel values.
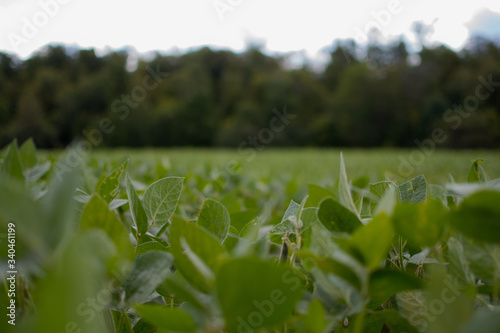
left=1, top=36, right=499, bottom=149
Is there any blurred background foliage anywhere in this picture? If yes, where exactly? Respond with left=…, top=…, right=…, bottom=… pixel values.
left=1, top=34, right=500, bottom=149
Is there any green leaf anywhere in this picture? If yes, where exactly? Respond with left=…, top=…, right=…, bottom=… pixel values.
left=392, top=200, right=447, bottom=248
left=124, top=251, right=174, bottom=304
left=317, top=197, right=362, bottom=234
left=462, top=238, right=500, bottom=287
left=126, top=175, right=149, bottom=235
left=368, top=269, right=423, bottom=308
left=79, top=195, right=134, bottom=259
left=19, top=137, right=37, bottom=170
left=133, top=318, right=157, bottom=333
left=97, top=160, right=128, bottom=203
left=349, top=213, right=393, bottom=270
left=306, top=184, right=336, bottom=207
left=399, top=174, right=427, bottom=203
left=0, top=139, right=24, bottom=180
left=197, top=198, right=230, bottom=242
left=298, top=299, right=327, bottom=333
left=467, top=159, right=488, bottom=183
left=143, top=176, right=183, bottom=225
left=370, top=181, right=400, bottom=202
left=450, top=190, right=500, bottom=244
left=447, top=237, right=475, bottom=286
left=339, top=152, right=359, bottom=216
left=33, top=232, right=113, bottom=333
left=135, top=305, right=196, bottom=333
left=169, top=218, right=226, bottom=293
left=370, top=310, right=419, bottom=333
left=216, top=258, right=303, bottom=331
left=229, top=209, right=258, bottom=233
left=111, top=310, right=134, bottom=333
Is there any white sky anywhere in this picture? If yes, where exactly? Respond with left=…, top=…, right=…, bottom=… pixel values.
left=1, top=0, right=500, bottom=60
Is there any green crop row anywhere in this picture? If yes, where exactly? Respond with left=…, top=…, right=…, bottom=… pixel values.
left=1, top=139, right=499, bottom=333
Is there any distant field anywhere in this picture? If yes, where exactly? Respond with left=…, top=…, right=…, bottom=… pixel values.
left=87, top=148, right=500, bottom=185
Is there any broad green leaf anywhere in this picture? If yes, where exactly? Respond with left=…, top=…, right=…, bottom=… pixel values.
left=143, top=177, right=183, bottom=225
left=135, top=305, right=196, bottom=333
left=399, top=175, right=427, bottom=203
left=33, top=232, right=113, bottom=333
left=19, top=137, right=37, bottom=170
left=97, top=160, right=128, bottom=203
left=133, top=318, right=160, bottom=333
left=298, top=299, right=327, bottom=333
left=373, top=185, right=398, bottom=216
left=447, top=237, right=475, bottom=286
left=317, top=197, right=362, bottom=234
left=339, top=152, right=359, bottom=216
left=450, top=190, right=500, bottom=244
left=79, top=195, right=134, bottom=259
left=368, top=269, right=423, bottom=308
left=425, top=265, right=475, bottom=333
left=306, top=184, right=336, bottom=208
left=157, top=272, right=207, bottom=312
left=124, top=251, right=174, bottom=304
left=111, top=310, right=134, bottom=333
left=216, top=258, right=303, bottom=331
left=0, top=139, right=24, bottom=180
left=396, top=291, right=428, bottom=332
left=370, top=181, right=400, bottom=202
left=301, top=207, right=319, bottom=230
left=370, top=310, right=419, bottom=333
left=462, top=238, right=500, bottom=287
left=126, top=175, right=148, bottom=235
left=229, top=209, right=258, bottom=233
left=349, top=213, right=393, bottom=270
left=467, top=159, right=487, bottom=183
left=40, top=152, right=83, bottom=249
left=392, top=200, right=447, bottom=248
left=169, top=218, right=226, bottom=293
left=137, top=241, right=169, bottom=254
left=298, top=251, right=362, bottom=290
left=197, top=198, right=230, bottom=242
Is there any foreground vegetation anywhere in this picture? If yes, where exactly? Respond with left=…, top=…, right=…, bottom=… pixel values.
left=1, top=139, right=500, bottom=333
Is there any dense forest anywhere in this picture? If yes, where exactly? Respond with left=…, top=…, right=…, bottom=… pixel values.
left=1, top=35, right=499, bottom=148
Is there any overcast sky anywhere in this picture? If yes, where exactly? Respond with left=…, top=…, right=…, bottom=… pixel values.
left=1, top=0, right=500, bottom=61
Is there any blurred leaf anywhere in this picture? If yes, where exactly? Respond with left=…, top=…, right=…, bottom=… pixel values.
left=467, top=159, right=487, bottom=183
left=126, top=175, right=149, bottom=235
left=124, top=251, right=174, bottom=304
left=370, top=310, right=419, bottom=333
left=169, top=218, right=225, bottom=293
left=349, top=213, right=393, bottom=270
left=79, top=195, right=134, bottom=259
left=368, top=269, right=423, bottom=309
left=399, top=175, right=427, bottom=203
left=19, top=138, right=37, bottom=170
left=317, top=197, right=362, bottom=234
left=143, top=177, right=183, bottom=225
left=306, top=184, right=336, bottom=208
left=339, top=153, right=359, bottom=216
left=447, top=237, right=475, bottom=286
left=298, top=299, right=327, bottom=333
left=135, top=305, right=196, bottom=333
left=461, top=309, right=500, bottom=333
left=197, top=198, right=230, bottom=242
left=97, top=160, right=128, bottom=203
left=392, top=200, right=447, bottom=248
left=0, top=139, right=24, bottom=181
left=216, top=258, right=303, bottom=331
left=111, top=310, right=133, bottom=333
left=450, top=190, right=500, bottom=244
